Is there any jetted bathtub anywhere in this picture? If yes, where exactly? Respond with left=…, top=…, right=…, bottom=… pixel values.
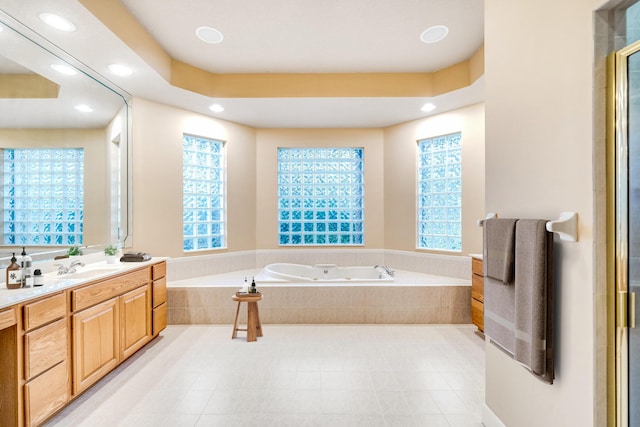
left=263, top=263, right=394, bottom=282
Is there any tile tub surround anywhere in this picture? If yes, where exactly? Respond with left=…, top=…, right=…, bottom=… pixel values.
left=168, top=269, right=471, bottom=325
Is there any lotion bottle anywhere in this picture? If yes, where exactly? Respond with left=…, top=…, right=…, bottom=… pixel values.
left=6, top=253, right=22, bottom=289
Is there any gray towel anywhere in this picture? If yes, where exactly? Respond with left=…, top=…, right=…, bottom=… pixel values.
left=483, top=218, right=518, bottom=356
left=484, top=275, right=516, bottom=355
left=514, top=219, right=554, bottom=384
left=483, top=218, right=516, bottom=285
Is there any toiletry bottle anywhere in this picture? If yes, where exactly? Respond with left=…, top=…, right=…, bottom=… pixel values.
left=6, top=253, right=22, bottom=289
left=250, top=277, right=257, bottom=294
left=20, top=247, right=32, bottom=287
left=242, top=277, right=249, bottom=293
left=33, top=269, right=44, bottom=286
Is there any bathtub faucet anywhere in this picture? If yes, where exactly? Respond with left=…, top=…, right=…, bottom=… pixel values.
left=374, top=265, right=394, bottom=277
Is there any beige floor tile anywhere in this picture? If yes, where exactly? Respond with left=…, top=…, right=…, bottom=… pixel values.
left=44, top=324, right=484, bottom=426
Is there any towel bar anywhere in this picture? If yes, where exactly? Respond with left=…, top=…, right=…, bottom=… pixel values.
left=477, top=211, right=578, bottom=242
left=545, top=211, right=578, bottom=242
left=476, top=212, right=497, bottom=227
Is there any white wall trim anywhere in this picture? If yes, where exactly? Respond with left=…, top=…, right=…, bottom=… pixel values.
left=482, top=403, right=506, bottom=427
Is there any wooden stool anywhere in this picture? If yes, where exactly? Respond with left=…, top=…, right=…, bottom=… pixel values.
left=232, top=293, right=263, bottom=342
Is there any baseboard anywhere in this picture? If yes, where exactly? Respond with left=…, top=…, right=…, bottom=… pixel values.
left=482, top=403, right=506, bottom=427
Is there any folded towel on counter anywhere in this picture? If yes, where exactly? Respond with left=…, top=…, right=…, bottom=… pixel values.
left=120, top=252, right=152, bottom=262
left=514, top=219, right=554, bottom=384
left=483, top=218, right=518, bottom=355
left=483, top=218, right=517, bottom=285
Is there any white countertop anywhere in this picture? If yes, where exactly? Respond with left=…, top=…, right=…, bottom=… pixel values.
left=0, top=257, right=167, bottom=311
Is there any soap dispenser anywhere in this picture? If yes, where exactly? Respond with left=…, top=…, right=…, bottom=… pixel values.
left=6, top=253, right=22, bottom=289
left=19, top=247, right=32, bottom=287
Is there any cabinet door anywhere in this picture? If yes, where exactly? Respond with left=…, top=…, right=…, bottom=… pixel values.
left=153, top=302, right=167, bottom=337
left=120, top=285, right=152, bottom=360
left=72, top=298, right=119, bottom=395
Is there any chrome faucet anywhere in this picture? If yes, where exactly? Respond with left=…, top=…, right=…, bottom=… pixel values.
left=374, top=265, right=394, bottom=277
left=57, top=260, right=85, bottom=275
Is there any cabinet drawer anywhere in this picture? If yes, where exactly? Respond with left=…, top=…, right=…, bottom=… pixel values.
left=471, top=298, right=484, bottom=332
left=471, top=257, right=483, bottom=276
left=24, top=361, right=69, bottom=427
left=72, top=268, right=150, bottom=312
left=471, top=274, right=484, bottom=302
left=153, top=302, right=166, bottom=336
left=152, top=262, right=166, bottom=280
left=23, top=292, right=66, bottom=331
left=25, top=318, right=67, bottom=381
left=152, top=277, right=166, bottom=308
left=0, top=306, right=17, bottom=330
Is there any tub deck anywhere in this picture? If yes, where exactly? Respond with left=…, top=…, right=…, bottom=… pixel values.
left=168, top=269, right=471, bottom=325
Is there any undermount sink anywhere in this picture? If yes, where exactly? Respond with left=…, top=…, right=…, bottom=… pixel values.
left=63, top=266, right=122, bottom=280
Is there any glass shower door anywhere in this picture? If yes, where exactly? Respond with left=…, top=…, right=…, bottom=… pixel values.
left=615, top=40, right=640, bottom=427
left=628, top=48, right=640, bottom=427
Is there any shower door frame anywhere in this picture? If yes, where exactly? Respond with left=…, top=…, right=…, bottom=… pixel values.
left=611, top=38, right=640, bottom=427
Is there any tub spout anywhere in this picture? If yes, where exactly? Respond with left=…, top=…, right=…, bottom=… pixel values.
left=374, top=265, right=394, bottom=277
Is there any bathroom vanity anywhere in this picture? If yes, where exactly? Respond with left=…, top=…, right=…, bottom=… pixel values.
left=0, top=259, right=166, bottom=427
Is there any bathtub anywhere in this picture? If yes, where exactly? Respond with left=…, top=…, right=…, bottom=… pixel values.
left=167, top=266, right=471, bottom=325
left=264, top=263, right=394, bottom=282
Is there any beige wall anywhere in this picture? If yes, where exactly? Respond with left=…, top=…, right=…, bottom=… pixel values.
left=484, top=0, right=603, bottom=426
left=0, top=128, right=108, bottom=245
left=130, top=97, right=256, bottom=257
left=129, top=99, right=487, bottom=258
left=383, top=103, right=485, bottom=255
left=255, top=128, right=385, bottom=249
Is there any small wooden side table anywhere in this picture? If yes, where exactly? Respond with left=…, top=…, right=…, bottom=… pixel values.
left=231, top=293, right=263, bottom=342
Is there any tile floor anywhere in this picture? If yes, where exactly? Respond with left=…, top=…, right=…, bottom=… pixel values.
left=45, top=324, right=485, bottom=427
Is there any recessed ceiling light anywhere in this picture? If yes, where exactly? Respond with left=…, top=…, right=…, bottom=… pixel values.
left=196, top=26, right=224, bottom=44
left=421, top=103, right=436, bottom=112
left=75, top=104, right=93, bottom=113
left=51, top=64, right=77, bottom=75
left=420, top=25, right=448, bottom=43
left=108, top=64, right=133, bottom=76
left=209, top=104, right=224, bottom=113
left=39, top=13, right=76, bottom=32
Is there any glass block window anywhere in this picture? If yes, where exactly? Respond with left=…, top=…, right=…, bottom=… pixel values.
left=417, top=133, right=462, bottom=251
left=3, top=148, right=84, bottom=245
left=278, top=147, right=364, bottom=246
left=183, top=134, right=225, bottom=252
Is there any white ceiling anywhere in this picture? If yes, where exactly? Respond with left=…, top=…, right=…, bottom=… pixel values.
left=121, top=0, right=484, bottom=74
left=0, top=0, right=484, bottom=129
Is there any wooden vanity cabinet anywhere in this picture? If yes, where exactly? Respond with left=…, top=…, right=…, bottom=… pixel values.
left=22, top=293, right=69, bottom=427
left=471, top=257, right=484, bottom=332
left=0, top=259, right=167, bottom=426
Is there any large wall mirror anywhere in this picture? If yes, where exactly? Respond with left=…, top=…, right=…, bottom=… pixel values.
left=0, top=10, right=131, bottom=262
